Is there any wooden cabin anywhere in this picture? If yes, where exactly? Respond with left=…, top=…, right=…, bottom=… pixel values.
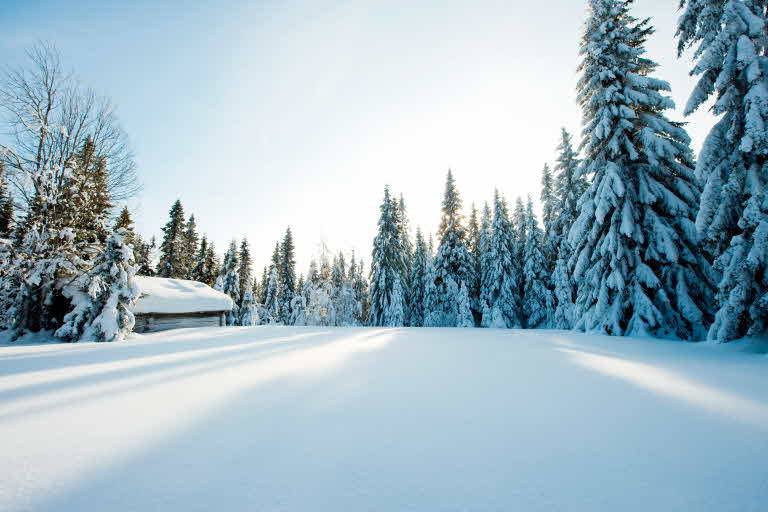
left=132, top=276, right=234, bottom=333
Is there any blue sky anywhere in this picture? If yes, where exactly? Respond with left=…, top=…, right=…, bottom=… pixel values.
left=0, top=0, right=716, bottom=273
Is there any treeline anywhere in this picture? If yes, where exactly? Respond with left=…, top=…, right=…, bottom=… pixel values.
left=366, top=0, right=768, bottom=342
left=145, top=199, right=372, bottom=327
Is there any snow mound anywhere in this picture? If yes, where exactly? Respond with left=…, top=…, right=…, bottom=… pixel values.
left=133, top=276, right=233, bottom=314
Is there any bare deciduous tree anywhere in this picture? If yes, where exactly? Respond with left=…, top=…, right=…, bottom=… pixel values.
left=0, top=42, right=140, bottom=214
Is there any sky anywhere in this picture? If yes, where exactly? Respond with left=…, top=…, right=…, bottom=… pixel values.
left=0, top=0, right=717, bottom=274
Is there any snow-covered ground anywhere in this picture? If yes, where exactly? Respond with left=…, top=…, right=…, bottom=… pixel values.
left=0, top=327, right=766, bottom=511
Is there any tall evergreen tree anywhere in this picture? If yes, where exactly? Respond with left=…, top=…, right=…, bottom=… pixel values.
left=278, top=227, right=296, bottom=325
left=396, top=195, right=414, bottom=325
left=191, top=235, right=209, bottom=283
left=551, top=128, right=587, bottom=329
left=481, top=191, right=521, bottom=328
left=467, top=203, right=483, bottom=320
left=569, top=0, right=713, bottom=339
left=540, top=164, right=557, bottom=246
left=408, top=228, right=430, bottom=327
left=214, top=240, right=241, bottom=326
left=369, top=186, right=407, bottom=326
left=426, top=171, right=475, bottom=327
left=677, top=0, right=768, bottom=340
left=263, top=243, right=281, bottom=323
left=522, top=197, right=555, bottom=328
left=238, top=237, right=253, bottom=308
left=158, top=200, right=187, bottom=279
left=182, top=215, right=200, bottom=279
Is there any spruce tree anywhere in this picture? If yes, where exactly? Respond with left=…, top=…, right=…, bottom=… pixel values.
left=397, top=195, right=414, bottom=325
left=467, top=203, right=483, bottom=319
left=137, top=236, right=156, bottom=277
left=263, top=243, right=281, bottom=323
left=182, top=215, right=200, bottom=279
left=522, top=196, right=555, bottom=328
left=427, top=171, right=475, bottom=327
left=540, top=164, right=557, bottom=247
left=551, top=128, right=587, bottom=329
left=158, top=200, right=187, bottom=279
left=408, top=228, right=430, bottom=327
left=214, top=240, right=241, bottom=326
left=569, top=0, right=713, bottom=339
left=238, top=237, right=253, bottom=308
left=278, top=227, right=296, bottom=324
left=481, top=191, right=521, bottom=328
left=677, top=0, right=768, bottom=340
left=369, top=186, right=407, bottom=326
left=56, top=229, right=141, bottom=342
left=191, top=235, right=209, bottom=283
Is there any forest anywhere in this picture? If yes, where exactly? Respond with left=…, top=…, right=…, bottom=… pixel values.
left=0, top=0, right=766, bottom=343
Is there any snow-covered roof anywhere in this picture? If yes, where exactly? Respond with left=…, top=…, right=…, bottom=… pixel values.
left=133, top=276, right=233, bottom=314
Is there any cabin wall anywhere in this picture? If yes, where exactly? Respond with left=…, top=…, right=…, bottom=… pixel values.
left=134, top=312, right=225, bottom=333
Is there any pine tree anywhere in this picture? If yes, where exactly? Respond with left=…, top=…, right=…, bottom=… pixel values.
left=408, top=228, right=430, bottom=327
left=191, top=235, right=209, bottom=283
left=137, top=236, right=156, bottom=277
left=214, top=240, right=241, bottom=326
left=427, top=170, right=475, bottom=327
left=278, top=227, right=296, bottom=324
left=238, top=237, right=253, bottom=309
left=481, top=191, right=521, bottom=328
left=239, top=287, right=259, bottom=326
left=467, top=203, right=483, bottom=319
left=569, top=0, right=713, bottom=339
left=677, top=0, right=768, bottom=340
left=397, top=195, right=414, bottom=325
left=56, top=229, right=141, bottom=342
left=369, top=186, right=407, bottom=326
left=522, top=196, right=555, bottom=328
left=540, top=164, right=557, bottom=246
left=182, top=214, right=200, bottom=279
left=262, top=243, right=281, bottom=323
left=551, top=128, right=587, bottom=329
left=158, top=200, right=187, bottom=279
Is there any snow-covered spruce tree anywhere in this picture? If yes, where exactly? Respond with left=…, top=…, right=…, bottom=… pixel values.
left=289, top=277, right=309, bottom=326
left=238, top=237, right=253, bottom=309
left=476, top=202, right=492, bottom=317
left=239, top=286, right=259, bottom=326
left=540, top=164, right=558, bottom=265
left=677, top=0, right=768, bottom=340
left=352, top=257, right=371, bottom=325
left=190, top=235, right=208, bottom=282
left=158, top=200, right=187, bottom=279
left=481, top=191, right=522, bottom=328
left=369, top=186, right=407, bottom=326
left=568, top=0, right=713, bottom=339
left=182, top=215, right=199, bottom=280
left=551, top=128, right=587, bottom=329
left=408, top=228, right=430, bottom=327
left=262, top=243, right=281, bottom=324
left=214, top=240, right=241, bottom=326
left=426, top=171, right=475, bottom=327
left=135, top=236, right=156, bottom=277
left=522, top=196, right=555, bottom=328
left=467, top=203, right=483, bottom=320
left=396, top=195, right=414, bottom=325
left=278, top=227, right=296, bottom=325
left=56, top=229, right=141, bottom=342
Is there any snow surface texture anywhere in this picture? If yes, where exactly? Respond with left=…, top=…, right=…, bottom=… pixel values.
left=0, top=327, right=766, bottom=511
left=133, top=276, right=233, bottom=314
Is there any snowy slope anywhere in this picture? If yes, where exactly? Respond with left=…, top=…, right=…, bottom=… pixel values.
left=0, top=327, right=766, bottom=511
left=133, top=276, right=233, bottom=314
